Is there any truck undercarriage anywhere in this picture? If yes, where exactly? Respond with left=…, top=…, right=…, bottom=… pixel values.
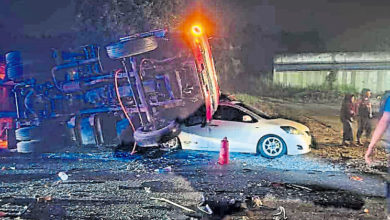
left=0, top=26, right=220, bottom=153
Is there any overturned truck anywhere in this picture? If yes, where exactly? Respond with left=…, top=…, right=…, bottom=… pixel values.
left=0, top=26, right=220, bottom=153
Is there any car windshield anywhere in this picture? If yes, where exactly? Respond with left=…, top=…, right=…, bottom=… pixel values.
left=236, top=103, right=272, bottom=119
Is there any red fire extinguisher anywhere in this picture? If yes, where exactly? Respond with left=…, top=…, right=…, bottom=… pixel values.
left=218, top=137, right=229, bottom=165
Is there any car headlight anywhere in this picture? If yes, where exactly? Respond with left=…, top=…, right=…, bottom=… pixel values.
left=281, top=126, right=304, bottom=135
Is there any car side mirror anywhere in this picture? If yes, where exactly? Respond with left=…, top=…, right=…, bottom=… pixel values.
left=242, top=115, right=252, bottom=122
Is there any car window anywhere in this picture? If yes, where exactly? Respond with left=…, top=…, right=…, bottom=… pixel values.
left=213, top=105, right=256, bottom=123
left=236, top=103, right=272, bottom=119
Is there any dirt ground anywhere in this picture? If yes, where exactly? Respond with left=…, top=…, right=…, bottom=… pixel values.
left=235, top=94, right=388, bottom=174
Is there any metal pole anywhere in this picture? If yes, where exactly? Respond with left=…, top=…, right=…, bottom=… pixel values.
left=128, top=57, right=155, bottom=127
left=120, top=59, right=145, bottom=126
left=13, top=86, right=20, bottom=119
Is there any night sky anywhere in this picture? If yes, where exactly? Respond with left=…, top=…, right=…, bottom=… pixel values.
left=1, top=0, right=390, bottom=50
left=1, top=0, right=390, bottom=76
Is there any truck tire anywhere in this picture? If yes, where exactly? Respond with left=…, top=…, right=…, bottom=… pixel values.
left=106, top=36, right=158, bottom=59
left=15, top=126, right=40, bottom=141
left=17, top=140, right=41, bottom=153
left=134, top=120, right=181, bottom=147
left=5, top=51, right=23, bottom=82
left=16, top=122, right=68, bottom=149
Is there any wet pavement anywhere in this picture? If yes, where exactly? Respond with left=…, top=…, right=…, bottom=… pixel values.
left=0, top=146, right=387, bottom=219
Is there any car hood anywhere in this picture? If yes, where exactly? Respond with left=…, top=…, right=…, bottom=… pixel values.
left=264, top=118, right=309, bottom=132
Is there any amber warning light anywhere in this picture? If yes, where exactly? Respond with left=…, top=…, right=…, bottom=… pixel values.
left=191, top=25, right=202, bottom=36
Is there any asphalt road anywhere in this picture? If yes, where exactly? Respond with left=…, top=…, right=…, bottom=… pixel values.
left=0, top=147, right=387, bottom=219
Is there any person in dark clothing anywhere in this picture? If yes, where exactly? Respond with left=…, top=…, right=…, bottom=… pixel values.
left=340, top=94, right=356, bottom=146
left=357, top=88, right=373, bottom=145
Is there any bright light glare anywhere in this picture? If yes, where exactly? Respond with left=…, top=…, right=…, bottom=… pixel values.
left=192, top=25, right=202, bottom=36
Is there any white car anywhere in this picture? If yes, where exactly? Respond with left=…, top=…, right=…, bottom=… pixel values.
left=162, top=100, right=312, bottom=158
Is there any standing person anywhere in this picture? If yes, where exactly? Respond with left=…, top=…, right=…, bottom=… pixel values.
left=340, top=94, right=356, bottom=146
left=357, top=88, right=373, bottom=145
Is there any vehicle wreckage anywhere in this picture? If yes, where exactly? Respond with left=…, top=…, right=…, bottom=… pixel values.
left=0, top=24, right=220, bottom=153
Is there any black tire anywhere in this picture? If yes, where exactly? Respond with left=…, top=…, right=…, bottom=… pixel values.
left=16, top=122, right=68, bottom=149
left=106, top=37, right=158, bottom=59
left=257, top=135, right=287, bottom=159
left=15, top=126, right=40, bottom=141
left=17, top=140, right=41, bottom=153
left=5, top=51, right=23, bottom=82
left=134, top=120, right=181, bottom=147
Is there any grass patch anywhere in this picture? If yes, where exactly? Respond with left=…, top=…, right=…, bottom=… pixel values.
left=220, top=75, right=357, bottom=103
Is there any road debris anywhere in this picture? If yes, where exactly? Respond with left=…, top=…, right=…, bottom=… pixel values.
left=272, top=206, right=287, bottom=220
left=154, top=166, right=172, bottom=173
left=196, top=195, right=214, bottom=215
left=58, top=172, right=68, bottom=181
left=36, top=195, right=53, bottom=203
left=144, top=187, right=151, bottom=194
left=151, top=197, right=195, bottom=213
left=242, top=168, right=252, bottom=173
left=197, top=204, right=213, bottom=215
left=285, top=183, right=313, bottom=192
left=0, top=211, right=6, bottom=217
left=271, top=182, right=284, bottom=188
left=350, top=176, right=363, bottom=181
left=252, top=196, right=263, bottom=208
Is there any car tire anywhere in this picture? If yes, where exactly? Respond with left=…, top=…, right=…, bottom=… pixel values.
left=106, top=36, right=158, bottom=59
left=160, top=137, right=181, bottom=151
left=15, top=126, right=40, bottom=141
left=134, top=120, right=181, bottom=147
left=257, top=135, right=287, bottom=159
left=17, top=140, right=41, bottom=153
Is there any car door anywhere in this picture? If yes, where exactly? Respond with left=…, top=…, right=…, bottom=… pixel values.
left=179, top=107, right=211, bottom=151
left=207, top=105, right=258, bottom=153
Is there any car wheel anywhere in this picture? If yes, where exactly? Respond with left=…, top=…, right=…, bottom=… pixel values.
left=257, top=135, right=287, bottom=159
left=160, top=137, right=181, bottom=151
left=106, top=36, right=158, bottom=59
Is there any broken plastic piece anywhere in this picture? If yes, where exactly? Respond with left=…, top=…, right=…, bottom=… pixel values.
left=155, top=166, right=172, bottom=173
left=144, top=187, right=151, bottom=193
left=273, top=206, right=287, bottom=220
left=287, top=183, right=312, bottom=192
left=350, top=176, right=363, bottom=181
left=58, top=172, right=69, bottom=181
left=151, top=197, right=195, bottom=213
left=197, top=204, right=213, bottom=215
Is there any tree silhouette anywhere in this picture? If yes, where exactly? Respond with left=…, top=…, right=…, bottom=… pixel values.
left=74, top=0, right=185, bottom=45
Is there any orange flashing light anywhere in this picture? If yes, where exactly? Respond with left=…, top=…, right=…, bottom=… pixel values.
left=0, top=140, right=7, bottom=149
left=192, top=25, right=202, bottom=36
